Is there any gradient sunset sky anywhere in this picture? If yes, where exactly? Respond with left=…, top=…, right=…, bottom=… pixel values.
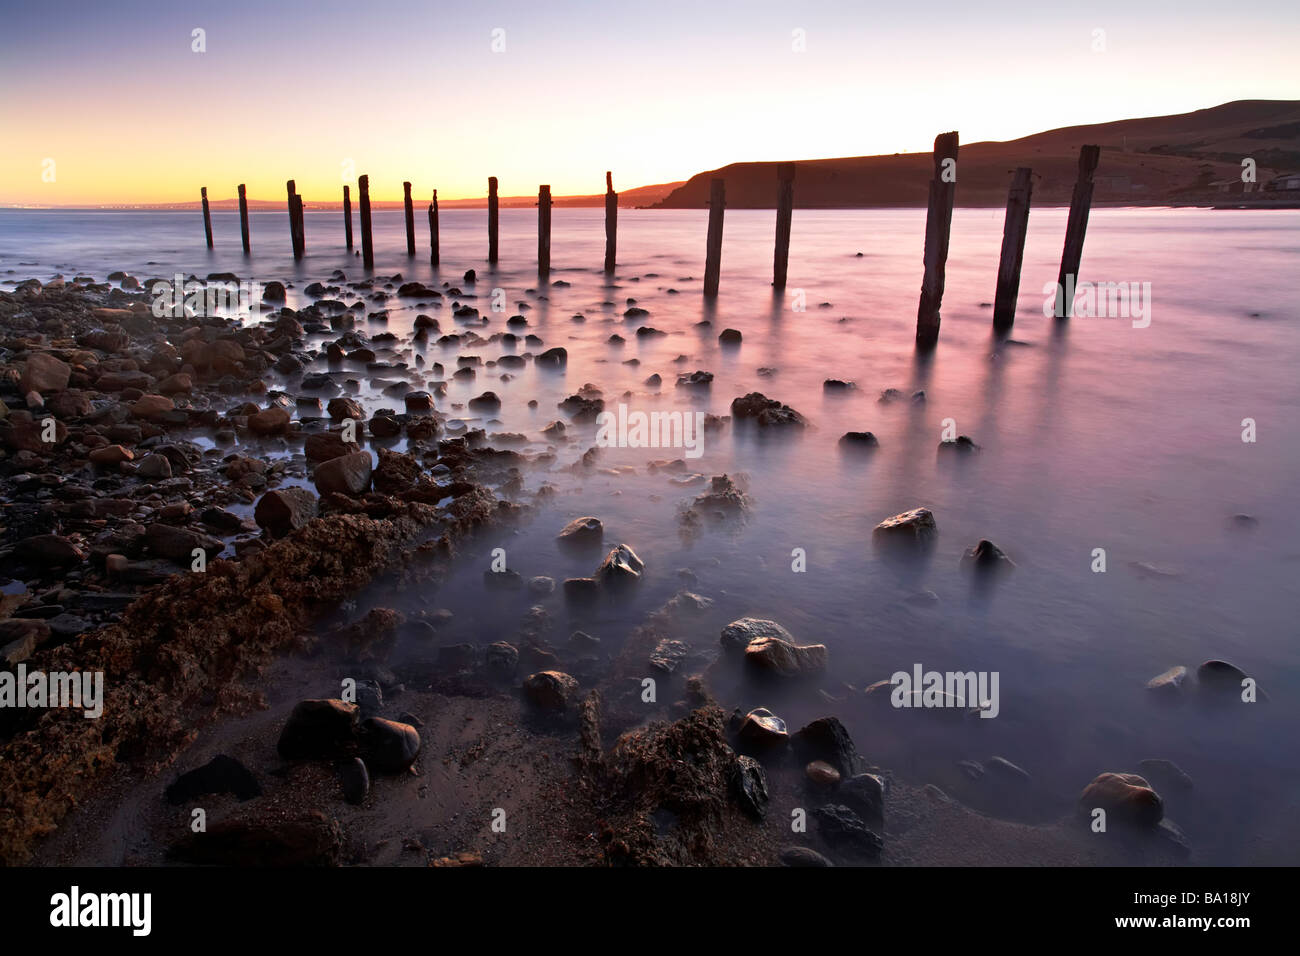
left=2, top=0, right=1297, bottom=205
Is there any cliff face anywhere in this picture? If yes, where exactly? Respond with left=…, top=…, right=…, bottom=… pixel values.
left=649, top=100, right=1300, bottom=208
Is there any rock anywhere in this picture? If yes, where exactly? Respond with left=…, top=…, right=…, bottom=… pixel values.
left=157, top=372, right=192, bottom=394
left=468, top=391, right=501, bottom=410
left=484, top=568, right=523, bottom=590
left=1197, top=659, right=1250, bottom=691
left=745, top=635, right=828, bottom=678
left=730, top=391, right=807, bottom=427
left=938, top=435, right=980, bottom=454
left=1078, top=772, right=1163, bottom=827
left=89, top=444, right=134, bottom=465
left=135, top=452, right=173, bottom=479
left=304, top=432, right=357, bottom=463
left=596, top=543, right=644, bottom=583
left=730, top=754, right=769, bottom=820
left=313, top=451, right=372, bottom=496
left=557, top=516, right=603, bottom=547
left=254, top=487, right=319, bottom=537
left=720, top=617, right=794, bottom=652
left=249, top=406, right=292, bottom=436
left=537, top=347, right=567, bottom=365
left=840, top=431, right=879, bottom=447
left=277, top=699, right=359, bottom=760
left=987, top=755, right=1031, bottom=784
left=718, top=328, right=742, bottom=344
left=737, top=707, right=789, bottom=748
left=872, top=507, right=937, bottom=546
left=131, top=394, right=175, bottom=420
left=780, top=846, right=834, bottom=867
left=841, top=773, right=885, bottom=823
left=523, top=670, right=578, bottom=711
left=793, top=717, right=863, bottom=777
left=340, top=757, right=370, bottom=804
left=145, top=523, right=223, bottom=564
left=404, top=390, right=434, bottom=412
left=485, top=642, right=520, bottom=679
left=263, top=281, right=286, bottom=302
left=648, top=639, right=689, bottom=674
left=165, top=755, right=262, bottom=805
left=1146, top=665, right=1187, bottom=693
left=358, top=717, right=421, bottom=773
left=20, top=352, right=71, bottom=394
left=1137, top=758, right=1194, bottom=792
left=326, top=397, right=363, bottom=421
left=563, top=577, right=600, bottom=600
left=527, top=575, right=556, bottom=596
left=812, top=804, right=883, bottom=857
left=960, top=539, right=1014, bottom=570
left=806, top=760, right=841, bottom=786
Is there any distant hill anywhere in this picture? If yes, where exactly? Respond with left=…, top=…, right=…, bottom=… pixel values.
left=649, top=100, right=1300, bottom=208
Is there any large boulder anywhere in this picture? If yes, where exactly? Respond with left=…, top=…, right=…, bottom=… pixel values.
left=523, top=670, right=578, bottom=711
left=313, top=451, right=372, bottom=496
left=1077, top=772, right=1163, bottom=827
left=254, top=487, right=319, bottom=537
left=745, top=635, right=827, bottom=677
left=277, top=699, right=358, bottom=760
left=20, top=352, right=71, bottom=394
left=720, top=617, right=794, bottom=652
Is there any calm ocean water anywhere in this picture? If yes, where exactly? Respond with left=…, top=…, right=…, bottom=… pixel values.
left=2, top=206, right=1298, bottom=862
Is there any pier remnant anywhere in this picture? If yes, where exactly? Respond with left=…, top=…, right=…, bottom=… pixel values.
left=604, top=172, right=618, bottom=274
left=916, top=131, right=959, bottom=349
left=359, top=175, right=374, bottom=269
left=993, top=167, right=1033, bottom=332
left=488, top=177, right=499, bottom=264
left=237, top=184, right=250, bottom=254
left=403, top=181, right=416, bottom=256
left=201, top=187, right=213, bottom=249
left=703, top=178, right=726, bottom=297
left=773, top=162, right=795, bottom=289
left=428, top=190, right=439, bottom=266
left=342, top=185, right=352, bottom=250
left=538, top=185, right=552, bottom=279
left=1055, top=145, right=1101, bottom=318
left=286, top=180, right=305, bottom=259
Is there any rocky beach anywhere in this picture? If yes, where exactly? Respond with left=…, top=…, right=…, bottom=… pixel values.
left=2, top=244, right=1292, bottom=868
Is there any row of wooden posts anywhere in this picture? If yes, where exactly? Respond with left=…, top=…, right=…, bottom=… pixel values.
left=198, top=138, right=1100, bottom=347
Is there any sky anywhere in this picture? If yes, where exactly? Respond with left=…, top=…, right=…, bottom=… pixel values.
left=1, top=0, right=1297, bottom=205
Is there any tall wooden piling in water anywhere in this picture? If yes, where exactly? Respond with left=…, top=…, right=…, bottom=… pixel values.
left=703, top=178, right=726, bottom=297
left=201, top=187, right=213, bottom=249
left=237, top=184, right=250, bottom=254
left=538, top=185, right=552, bottom=279
left=773, top=163, right=795, bottom=289
left=488, top=177, right=499, bottom=263
left=428, top=190, right=439, bottom=266
left=915, top=131, right=959, bottom=349
left=1055, top=145, right=1101, bottom=318
left=993, top=167, right=1033, bottom=332
left=403, top=181, right=416, bottom=256
left=342, top=185, right=353, bottom=250
left=286, top=180, right=305, bottom=259
left=604, top=172, right=618, bottom=274
left=358, top=175, right=374, bottom=269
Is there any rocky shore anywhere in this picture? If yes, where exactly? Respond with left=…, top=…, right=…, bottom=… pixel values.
left=0, top=276, right=1217, bottom=866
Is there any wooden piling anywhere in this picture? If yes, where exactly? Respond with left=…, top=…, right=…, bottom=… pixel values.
left=359, top=175, right=374, bottom=269
left=201, top=187, right=213, bottom=249
left=293, top=194, right=305, bottom=257
left=993, top=167, right=1033, bottom=332
left=538, top=185, right=552, bottom=280
left=1054, top=145, right=1101, bottom=318
left=915, top=131, right=959, bottom=349
left=773, top=162, right=795, bottom=289
left=703, top=178, right=726, bottom=297
left=342, top=185, right=353, bottom=250
left=286, top=180, right=304, bottom=259
left=403, top=181, right=416, bottom=256
left=488, top=177, right=499, bottom=263
left=237, top=184, right=250, bottom=254
left=428, top=190, right=439, bottom=267
left=604, top=171, right=618, bottom=274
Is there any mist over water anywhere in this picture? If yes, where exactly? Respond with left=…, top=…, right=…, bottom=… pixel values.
left=3, top=206, right=1298, bottom=863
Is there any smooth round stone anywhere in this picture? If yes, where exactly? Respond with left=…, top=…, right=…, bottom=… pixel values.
left=806, top=760, right=841, bottom=786
left=738, top=707, right=788, bottom=748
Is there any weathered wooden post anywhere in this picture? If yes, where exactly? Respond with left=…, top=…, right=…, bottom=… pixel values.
left=915, top=131, right=959, bottom=349
left=342, top=185, right=353, bottom=250
left=488, top=176, right=499, bottom=263
left=1054, top=145, right=1101, bottom=318
left=403, top=181, right=416, bottom=256
left=773, top=162, right=795, bottom=289
left=993, top=167, right=1033, bottom=332
left=286, top=180, right=305, bottom=259
left=201, top=187, right=213, bottom=249
left=604, top=171, right=618, bottom=274
left=237, top=184, right=250, bottom=254
left=428, top=190, right=439, bottom=266
left=359, top=175, right=374, bottom=269
left=538, top=185, right=552, bottom=279
left=703, top=178, right=725, bottom=297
